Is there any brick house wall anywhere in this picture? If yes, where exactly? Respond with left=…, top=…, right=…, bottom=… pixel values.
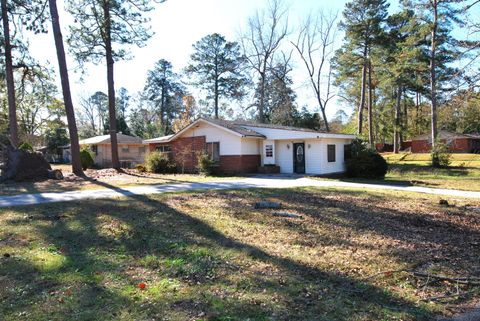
left=411, top=138, right=477, bottom=153
left=148, top=136, right=260, bottom=174
left=219, top=155, right=261, bottom=174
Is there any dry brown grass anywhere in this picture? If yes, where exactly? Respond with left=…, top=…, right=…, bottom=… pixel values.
left=1, top=187, right=479, bottom=320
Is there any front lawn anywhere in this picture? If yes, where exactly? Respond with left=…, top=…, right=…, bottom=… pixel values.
left=381, top=153, right=480, bottom=191
left=1, top=188, right=479, bottom=320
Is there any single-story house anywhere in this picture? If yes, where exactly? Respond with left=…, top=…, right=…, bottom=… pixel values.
left=79, top=133, right=147, bottom=168
left=409, top=131, right=480, bottom=153
left=144, top=118, right=355, bottom=175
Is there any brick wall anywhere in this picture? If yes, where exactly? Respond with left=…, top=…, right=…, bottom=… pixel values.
left=172, top=136, right=206, bottom=172
left=148, top=137, right=260, bottom=174
left=411, top=138, right=476, bottom=153
left=219, top=155, right=260, bottom=174
left=411, top=140, right=430, bottom=153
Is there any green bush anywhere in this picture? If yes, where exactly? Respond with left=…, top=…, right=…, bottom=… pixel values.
left=197, top=152, right=215, bottom=176
left=145, top=151, right=175, bottom=173
left=345, top=139, right=388, bottom=179
left=19, top=142, right=33, bottom=152
left=431, top=139, right=451, bottom=168
left=80, top=148, right=94, bottom=170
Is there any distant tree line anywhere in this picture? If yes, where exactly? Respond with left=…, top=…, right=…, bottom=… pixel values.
left=1, top=0, right=479, bottom=173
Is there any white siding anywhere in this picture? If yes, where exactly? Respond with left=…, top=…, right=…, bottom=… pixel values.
left=305, top=140, right=322, bottom=175
left=273, top=138, right=351, bottom=174
left=182, top=123, right=241, bottom=155
left=262, top=140, right=275, bottom=165
left=275, top=141, right=293, bottom=173
left=241, top=138, right=261, bottom=155
left=318, top=139, right=349, bottom=174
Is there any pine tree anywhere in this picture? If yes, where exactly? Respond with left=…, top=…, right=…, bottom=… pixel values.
left=186, top=34, right=247, bottom=119
left=67, top=0, right=159, bottom=169
left=143, top=59, right=185, bottom=134
left=336, top=0, right=389, bottom=144
left=48, top=0, right=84, bottom=176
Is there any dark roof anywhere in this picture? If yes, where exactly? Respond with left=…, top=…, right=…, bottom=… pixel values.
left=203, top=118, right=266, bottom=138
left=203, top=117, right=327, bottom=135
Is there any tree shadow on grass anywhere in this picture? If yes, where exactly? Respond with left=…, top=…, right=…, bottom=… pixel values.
left=0, top=188, right=439, bottom=320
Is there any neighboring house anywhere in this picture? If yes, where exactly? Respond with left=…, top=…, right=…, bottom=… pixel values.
left=79, top=133, right=147, bottom=168
left=144, top=118, right=355, bottom=175
left=409, top=131, right=480, bottom=153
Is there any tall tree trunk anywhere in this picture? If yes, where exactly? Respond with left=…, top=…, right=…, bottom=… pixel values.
left=430, top=1, right=439, bottom=165
left=1, top=0, right=19, bottom=147
left=367, top=59, right=374, bottom=148
left=394, top=84, right=402, bottom=154
left=358, top=44, right=368, bottom=135
left=103, top=0, right=120, bottom=170
left=214, top=78, right=219, bottom=119
left=320, top=107, right=330, bottom=132
left=49, top=0, right=84, bottom=176
left=259, top=71, right=266, bottom=123
left=401, top=87, right=407, bottom=146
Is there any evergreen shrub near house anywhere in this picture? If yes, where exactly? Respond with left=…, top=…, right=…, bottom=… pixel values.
left=80, top=148, right=94, bottom=170
left=197, top=151, right=215, bottom=176
left=345, top=138, right=388, bottom=179
left=431, top=139, right=451, bottom=168
left=145, top=151, right=175, bottom=174
left=19, top=142, right=34, bottom=152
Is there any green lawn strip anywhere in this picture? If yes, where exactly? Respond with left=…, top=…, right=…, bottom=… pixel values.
left=1, top=188, right=478, bottom=320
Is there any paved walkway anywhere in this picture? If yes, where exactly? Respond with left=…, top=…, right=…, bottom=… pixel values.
left=0, top=176, right=479, bottom=208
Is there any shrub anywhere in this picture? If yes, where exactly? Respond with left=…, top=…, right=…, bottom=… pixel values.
left=19, top=142, right=33, bottom=152
left=431, top=139, right=451, bottom=168
left=145, top=151, right=174, bottom=173
left=80, top=148, right=94, bottom=170
left=136, top=164, right=147, bottom=173
left=345, top=139, right=388, bottom=179
left=196, top=151, right=215, bottom=176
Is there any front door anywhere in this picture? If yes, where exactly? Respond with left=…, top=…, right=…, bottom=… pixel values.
left=293, top=143, right=305, bottom=174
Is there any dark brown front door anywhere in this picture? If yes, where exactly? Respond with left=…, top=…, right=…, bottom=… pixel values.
left=293, top=143, right=305, bottom=174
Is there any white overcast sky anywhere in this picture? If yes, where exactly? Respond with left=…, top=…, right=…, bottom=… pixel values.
left=27, top=0, right=479, bottom=120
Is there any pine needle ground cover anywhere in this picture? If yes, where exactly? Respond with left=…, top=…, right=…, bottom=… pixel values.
left=1, top=188, right=479, bottom=320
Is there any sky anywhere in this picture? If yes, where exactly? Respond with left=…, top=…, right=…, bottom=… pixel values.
left=28, top=0, right=350, bottom=121
left=27, top=0, right=480, bottom=122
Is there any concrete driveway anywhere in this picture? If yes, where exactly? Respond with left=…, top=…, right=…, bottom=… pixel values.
left=0, top=176, right=479, bottom=208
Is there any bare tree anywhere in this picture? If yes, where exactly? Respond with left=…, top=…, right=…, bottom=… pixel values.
left=291, top=10, right=338, bottom=132
left=240, top=0, right=288, bottom=123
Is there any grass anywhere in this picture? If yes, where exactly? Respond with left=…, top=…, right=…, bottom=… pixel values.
left=0, top=165, right=238, bottom=196
left=1, top=187, right=479, bottom=320
left=381, top=153, right=480, bottom=191
left=313, top=153, right=480, bottom=192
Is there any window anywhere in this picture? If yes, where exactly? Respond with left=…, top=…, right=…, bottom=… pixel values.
left=327, top=144, right=336, bottom=162
left=155, top=145, right=172, bottom=153
left=121, top=146, right=130, bottom=153
left=265, top=144, right=273, bottom=157
left=91, top=145, right=98, bottom=155
left=206, top=142, right=220, bottom=162
left=138, top=146, right=146, bottom=154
